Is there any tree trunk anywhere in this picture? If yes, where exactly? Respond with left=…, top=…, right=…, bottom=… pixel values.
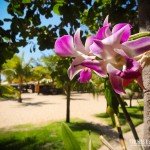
left=142, top=65, right=150, bottom=150
left=66, top=83, right=71, bottom=123
left=138, top=1, right=150, bottom=149
left=18, top=78, right=23, bottom=103
left=138, top=0, right=150, bottom=32
left=18, top=83, right=22, bottom=103
left=129, top=97, right=132, bottom=108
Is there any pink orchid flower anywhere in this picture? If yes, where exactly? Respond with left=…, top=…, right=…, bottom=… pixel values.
left=89, top=17, right=150, bottom=94
left=54, top=28, right=104, bottom=82
left=54, top=17, right=112, bottom=83
left=54, top=16, right=150, bottom=94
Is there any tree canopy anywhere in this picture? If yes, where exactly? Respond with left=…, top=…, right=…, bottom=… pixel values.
left=0, top=0, right=138, bottom=69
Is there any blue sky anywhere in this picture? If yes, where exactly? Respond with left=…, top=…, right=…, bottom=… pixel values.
left=0, top=1, right=60, bottom=63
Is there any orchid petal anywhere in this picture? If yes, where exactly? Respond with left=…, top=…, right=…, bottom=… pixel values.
left=137, top=74, right=145, bottom=89
left=91, top=40, right=116, bottom=59
left=112, top=23, right=132, bottom=43
left=123, top=37, right=150, bottom=57
left=114, top=48, right=128, bottom=58
left=103, top=15, right=111, bottom=27
left=114, top=49, right=141, bottom=73
left=96, top=26, right=112, bottom=40
left=54, top=35, right=76, bottom=57
left=123, top=79, right=134, bottom=87
left=68, top=64, right=84, bottom=80
left=85, top=36, right=96, bottom=52
left=68, top=56, right=85, bottom=80
left=102, top=24, right=131, bottom=48
left=74, top=28, right=88, bottom=54
left=82, top=59, right=107, bottom=77
left=107, top=64, right=125, bottom=94
left=78, top=68, right=92, bottom=83
left=117, top=58, right=141, bottom=79
left=90, top=41, right=105, bottom=58
left=110, top=75, right=125, bottom=94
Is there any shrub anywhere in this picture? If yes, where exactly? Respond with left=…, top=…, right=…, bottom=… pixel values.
left=0, top=85, right=19, bottom=99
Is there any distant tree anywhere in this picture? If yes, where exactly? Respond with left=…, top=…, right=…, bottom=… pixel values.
left=31, top=58, right=51, bottom=82
left=2, top=52, right=33, bottom=102
left=125, top=82, right=142, bottom=107
left=41, top=55, right=73, bottom=122
left=41, top=54, right=99, bottom=122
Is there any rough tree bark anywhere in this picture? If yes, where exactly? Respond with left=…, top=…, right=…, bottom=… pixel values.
left=138, top=0, right=150, bottom=149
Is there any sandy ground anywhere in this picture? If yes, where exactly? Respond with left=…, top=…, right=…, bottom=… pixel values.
left=0, top=92, right=144, bottom=150
left=0, top=92, right=107, bottom=128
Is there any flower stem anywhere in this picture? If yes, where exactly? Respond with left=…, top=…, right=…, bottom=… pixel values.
left=114, top=114, right=127, bottom=150
left=99, top=135, right=115, bottom=150
left=115, top=94, right=143, bottom=150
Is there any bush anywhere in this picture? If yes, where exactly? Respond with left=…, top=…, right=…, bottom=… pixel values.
left=0, top=85, right=19, bottom=99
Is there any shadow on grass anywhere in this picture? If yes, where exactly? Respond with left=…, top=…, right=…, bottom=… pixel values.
left=0, top=120, right=118, bottom=150
left=68, top=121, right=118, bottom=139
left=0, top=136, right=36, bottom=150
left=0, top=129, right=64, bottom=150
left=0, top=136, right=64, bottom=150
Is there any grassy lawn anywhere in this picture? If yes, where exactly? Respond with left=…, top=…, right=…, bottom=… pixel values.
left=0, top=120, right=102, bottom=150
left=96, top=100, right=144, bottom=132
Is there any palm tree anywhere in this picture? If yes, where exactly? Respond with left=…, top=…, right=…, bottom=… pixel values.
left=31, top=58, right=50, bottom=83
left=2, top=52, right=34, bottom=102
left=31, top=65, right=50, bottom=94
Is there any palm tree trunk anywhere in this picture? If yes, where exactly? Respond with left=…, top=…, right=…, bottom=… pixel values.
left=18, top=83, right=22, bottom=103
left=138, top=0, right=150, bottom=149
left=18, top=78, right=23, bottom=103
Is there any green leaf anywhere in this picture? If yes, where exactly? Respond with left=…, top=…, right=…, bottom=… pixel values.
left=87, top=132, right=96, bottom=150
left=4, top=18, right=12, bottom=22
left=22, top=0, right=31, bottom=3
left=106, top=106, right=116, bottom=126
left=0, top=20, right=3, bottom=26
left=53, top=4, right=63, bottom=15
left=61, top=123, right=81, bottom=150
left=104, top=79, right=119, bottom=126
left=104, top=79, right=119, bottom=114
left=129, top=32, right=150, bottom=41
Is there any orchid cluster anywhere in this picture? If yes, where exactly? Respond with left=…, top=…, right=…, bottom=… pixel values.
left=54, top=16, right=150, bottom=95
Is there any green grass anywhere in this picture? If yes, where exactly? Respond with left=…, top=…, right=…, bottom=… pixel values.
left=96, top=100, right=143, bottom=133
left=0, top=120, right=102, bottom=150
